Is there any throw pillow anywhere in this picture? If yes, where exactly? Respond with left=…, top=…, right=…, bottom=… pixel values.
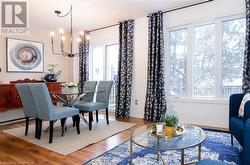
left=238, top=93, right=250, bottom=118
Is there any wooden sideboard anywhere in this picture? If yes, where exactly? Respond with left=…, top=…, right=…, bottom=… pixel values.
left=0, top=79, right=62, bottom=112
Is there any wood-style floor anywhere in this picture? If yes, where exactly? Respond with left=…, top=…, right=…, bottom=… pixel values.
left=0, top=114, right=228, bottom=165
left=0, top=115, right=148, bottom=165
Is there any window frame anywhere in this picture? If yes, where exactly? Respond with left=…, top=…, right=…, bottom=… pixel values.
left=165, top=14, right=245, bottom=100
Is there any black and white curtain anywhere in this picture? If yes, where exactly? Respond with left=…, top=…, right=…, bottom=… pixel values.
left=243, top=0, right=250, bottom=93
left=79, top=33, right=89, bottom=94
left=115, top=20, right=134, bottom=118
left=144, top=11, right=167, bottom=122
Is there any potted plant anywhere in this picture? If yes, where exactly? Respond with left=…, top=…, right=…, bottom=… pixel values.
left=164, top=115, right=179, bottom=137
left=43, top=64, right=62, bottom=82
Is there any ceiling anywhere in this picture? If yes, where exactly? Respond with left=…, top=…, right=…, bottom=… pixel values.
left=29, top=0, right=201, bottom=31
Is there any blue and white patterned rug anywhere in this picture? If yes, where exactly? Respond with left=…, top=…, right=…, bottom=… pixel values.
left=84, top=130, right=242, bottom=165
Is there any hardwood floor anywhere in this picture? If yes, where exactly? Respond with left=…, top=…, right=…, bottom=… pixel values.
left=0, top=114, right=228, bottom=165
left=0, top=115, right=148, bottom=165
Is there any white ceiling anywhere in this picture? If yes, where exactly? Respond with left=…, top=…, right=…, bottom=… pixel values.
left=29, top=0, right=201, bottom=31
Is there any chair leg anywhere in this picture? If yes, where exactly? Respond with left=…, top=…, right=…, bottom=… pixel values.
left=106, top=108, right=109, bottom=125
left=72, top=116, right=76, bottom=127
left=38, top=119, right=43, bottom=140
left=25, top=117, right=29, bottom=136
left=96, top=110, right=99, bottom=122
left=49, top=121, right=54, bottom=143
left=231, top=134, right=233, bottom=146
left=91, top=112, right=93, bottom=122
left=60, top=118, right=67, bottom=136
left=35, top=118, right=38, bottom=138
left=89, top=112, right=93, bottom=131
left=74, top=115, right=80, bottom=134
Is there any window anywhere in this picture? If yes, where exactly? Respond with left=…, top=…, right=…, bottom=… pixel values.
left=89, top=44, right=119, bottom=105
left=169, top=29, right=188, bottom=96
left=91, top=47, right=105, bottom=81
left=222, top=18, right=245, bottom=97
left=166, top=16, right=246, bottom=98
left=194, top=24, right=216, bottom=97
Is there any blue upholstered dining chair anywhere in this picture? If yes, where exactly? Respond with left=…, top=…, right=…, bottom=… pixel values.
left=229, top=94, right=250, bottom=165
left=28, top=83, right=80, bottom=143
left=74, top=81, right=113, bottom=130
left=80, top=81, right=98, bottom=102
left=15, top=83, right=39, bottom=138
left=72, top=81, right=97, bottom=125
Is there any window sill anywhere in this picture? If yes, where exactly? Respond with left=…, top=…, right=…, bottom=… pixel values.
left=167, top=96, right=228, bottom=105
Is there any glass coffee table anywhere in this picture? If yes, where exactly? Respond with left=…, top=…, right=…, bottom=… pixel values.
left=129, top=124, right=206, bottom=165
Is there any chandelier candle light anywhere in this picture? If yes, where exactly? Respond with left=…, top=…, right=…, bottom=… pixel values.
left=50, top=5, right=90, bottom=57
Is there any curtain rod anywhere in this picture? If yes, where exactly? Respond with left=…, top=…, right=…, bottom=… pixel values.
left=87, top=0, right=213, bottom=33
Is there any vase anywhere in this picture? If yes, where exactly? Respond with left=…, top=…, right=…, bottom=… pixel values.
left=44, top=74, right=58, bottom=82
left=165, top=126, right=175, bottom=137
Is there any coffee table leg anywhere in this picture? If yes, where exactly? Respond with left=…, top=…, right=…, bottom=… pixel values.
left=181, top=149, right=184, bottom=165
left=130, top=137, right=133, bottom=165
left=198, top=144, right=201, bottom=160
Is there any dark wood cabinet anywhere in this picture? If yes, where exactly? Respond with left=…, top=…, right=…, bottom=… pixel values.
left=0, top=79, right=62, bottom=112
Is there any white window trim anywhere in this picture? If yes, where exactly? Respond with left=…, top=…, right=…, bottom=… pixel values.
left=165, top=14, right=246, bottom=101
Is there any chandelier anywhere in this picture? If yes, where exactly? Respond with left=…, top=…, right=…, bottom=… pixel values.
left=50, top=5, right=90, bottom=57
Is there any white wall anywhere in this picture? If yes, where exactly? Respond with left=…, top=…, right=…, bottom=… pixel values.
left=74, top=0, right=245, bottom=129
left=0, top=26, right=72, bottom=82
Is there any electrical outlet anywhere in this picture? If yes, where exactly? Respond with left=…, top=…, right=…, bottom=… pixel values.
left=135, top=99, right=138, bottom=105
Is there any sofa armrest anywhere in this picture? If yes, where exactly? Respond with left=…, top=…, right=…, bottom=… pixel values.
left=229, top=94, right=244, bottom=119
left=243, top=119, right=250, bottom=165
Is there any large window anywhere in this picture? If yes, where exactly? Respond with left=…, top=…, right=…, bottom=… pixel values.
left=222, top=18, right=245, bottom=97
left=90, top=44, right=119, bottom=105
left=194, top=24, right=216, bottom=97
left=166, top=16, right=246, bottom=98
left=169, top=29, right=187, bottom=96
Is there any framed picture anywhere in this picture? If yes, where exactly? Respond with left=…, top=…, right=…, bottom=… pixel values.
left=6, top=38, right=44, bottom=72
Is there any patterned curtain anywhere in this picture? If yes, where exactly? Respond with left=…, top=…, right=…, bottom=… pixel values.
left=115, top=20, right=134, bottom=118
left=144, top=11, right=167, bottom=122
left=79, top=33, right=89, bottom=94
left=243, top=0, right=250, bottom=93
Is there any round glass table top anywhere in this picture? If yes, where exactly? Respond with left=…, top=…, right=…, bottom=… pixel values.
left=131, top=124, right=206, bottom=151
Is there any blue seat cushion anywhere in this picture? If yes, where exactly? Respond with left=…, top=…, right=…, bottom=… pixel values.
left=74, top=102, right=107, bottom=112
left=195, top=160, right=226, bottom=165
left=52, top=106, right=79, bottom=120
left=229, top=117, right=244, bottom=145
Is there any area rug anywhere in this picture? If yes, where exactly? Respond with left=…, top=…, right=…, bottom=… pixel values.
left=3, top=118, right=135, bottom=155
left=84, top=130, right=242, bottom=165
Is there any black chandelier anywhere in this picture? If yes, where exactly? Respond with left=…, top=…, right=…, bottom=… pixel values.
left=50, top=5, right=90, bottom=57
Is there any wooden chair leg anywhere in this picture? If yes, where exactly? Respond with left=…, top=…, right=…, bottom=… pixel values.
left=72, top=116, right=76, bottom=127
left=25, top=117, right=29, bottom=136
left=49, top=121, right=54, bottom=143
left=89, top=112, right=92, bottom=131
left=96, top=110, right=99, bottom=122
left=35, top=118, right=38, bottom=138
left=91, top=112, right=93, bottom=122
left=106, top=108, right=109, bottom=125
left=60, top=118, right=67, bottom=136
left=231, top=134, right=233, bottom=146
left=74, top=115, right=80, bottom=134
left=38, top=119, right=43, bottom=140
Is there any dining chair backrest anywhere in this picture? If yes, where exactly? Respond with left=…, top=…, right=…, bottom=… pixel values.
left=96, top=81, right=113, bottom=106
left=28, top=83, right=54, bottom=120
left=81, top=81, right=97, bottom=102
left=15, top=83, right=37, bottom=118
